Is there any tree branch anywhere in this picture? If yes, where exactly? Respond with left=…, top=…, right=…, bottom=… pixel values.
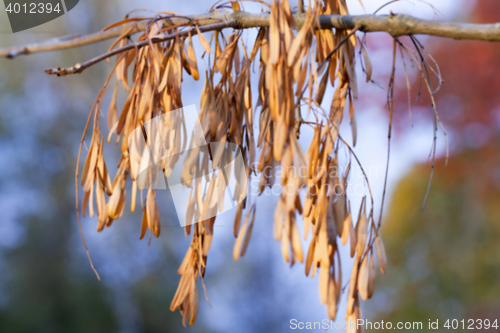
left=2, top=11, right=500, bottom=73
left=0, top=12, right=228, bottom=58
left=230, top=11, right=500, bottom=41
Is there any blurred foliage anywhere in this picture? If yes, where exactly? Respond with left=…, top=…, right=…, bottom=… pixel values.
left=371, top=2, right=500, bottom=328
left=0, top=87, right=118, bottom=332
left=369, top=141, right=500, bottom=331
left=393, top=0, right=500, bottom=146
left=0, top=216, right=117, bottom=333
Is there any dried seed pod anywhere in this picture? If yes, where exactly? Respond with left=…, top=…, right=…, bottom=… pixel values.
left=375, top=235, right=387, bottom=274
left=233, top=206, right=256, bottom=261
left=107, top=176, right=126, bottom=220
left=357, top=252, right=370, bottom=301
left=195, top=25, right=211, bottom=54
left=346, top=255, right=360, bottom=316
left=327, top=271, right=338, bottom=320
left=355, top=198, right=368, bottom=254
left=187, top=31, right=200, bottom=80
left=305, top=234, right=316, bottom=277
left=146, top=189, right=161, bottom=237
left=108, top=83, right=118, bottom=131
left=361, top=42, right=373, bottom=82
left=71, top=0, right=387, bottom=326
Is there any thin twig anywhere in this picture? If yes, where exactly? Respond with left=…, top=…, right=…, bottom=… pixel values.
left=420, top=90, right=438, bottom=212
left=75, top=52, right=127, bottom=279
left=398, top=42, right=413, bottom=126
left=409, top=35, right=449, bottom=165
left=411, top=36, right=443, bottom=94
left=45, top=21, right=236, bottom=76
left=317, top=25, right=360, bottom=73
left=377, top=38, right=397, bottom=230
left=303, top=119, right=376, bottom=213
left=397, top=38, right=444, bottom=211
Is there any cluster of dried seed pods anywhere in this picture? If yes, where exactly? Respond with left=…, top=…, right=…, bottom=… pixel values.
left=78, top=0, right=390, bottom=327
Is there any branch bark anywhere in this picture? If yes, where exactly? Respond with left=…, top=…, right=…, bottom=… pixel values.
left=2, top=11, right=500, bottom=71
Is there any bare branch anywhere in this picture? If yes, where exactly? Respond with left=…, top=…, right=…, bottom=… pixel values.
left=0, top=12, right=228, bottom=58
left=0, top=25, right=145, bottom=59
left=45, top=20, right=235, bottom=76
left=3, top=11, right=500, bottom=71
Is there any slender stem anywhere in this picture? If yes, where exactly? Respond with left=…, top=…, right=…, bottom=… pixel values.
left=45, top=20, right=236, bottom=76
left=377, top=38, right=397, bottom=230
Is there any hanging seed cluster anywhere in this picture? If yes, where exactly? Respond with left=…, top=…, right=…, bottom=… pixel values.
left=78, top=0, right=389, bottom=328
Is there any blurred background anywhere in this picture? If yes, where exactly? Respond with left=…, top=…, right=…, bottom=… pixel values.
left=0, top=0, right=499, bottom=332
